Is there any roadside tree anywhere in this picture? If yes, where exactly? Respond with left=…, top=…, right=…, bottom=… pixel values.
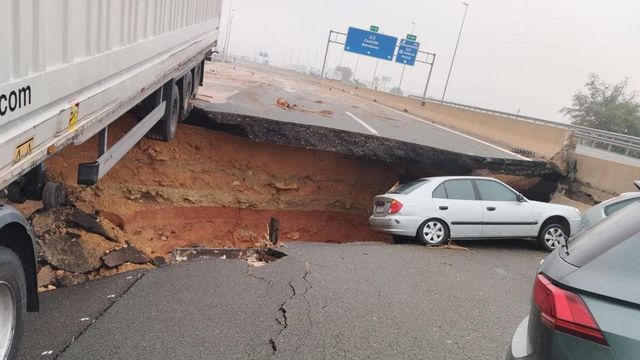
left=561, top=74, right=640, bottom=136
left=334, top=66, right=353, bottom=83
left=561, top=74, right=640, bottom=157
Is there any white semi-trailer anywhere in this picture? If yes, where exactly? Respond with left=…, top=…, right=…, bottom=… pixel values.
left=0, top=1, right=222, bottom=358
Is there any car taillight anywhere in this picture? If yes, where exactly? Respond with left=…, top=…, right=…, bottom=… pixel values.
left=533, top=274, right=608, bottom=346
left=388, top=199, right=403, bottom=214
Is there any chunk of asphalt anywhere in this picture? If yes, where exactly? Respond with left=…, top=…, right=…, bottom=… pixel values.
left=68, top=208, right=117, bottom=242
left=38, top=232, right=103, bottom=274
left=18, top=270, right=146, bottom=360
left=102, top=246, right=150, bottom=268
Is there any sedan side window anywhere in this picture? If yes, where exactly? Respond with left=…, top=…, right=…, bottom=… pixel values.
left=432, top=184, right=447, bottom=199
left=443, top=180, right=476, bottom=200
left=475, top=180, right=517, bottom=201
left=604, top=197, right=640, bottom=216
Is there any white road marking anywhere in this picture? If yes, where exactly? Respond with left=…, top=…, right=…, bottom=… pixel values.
left=374, top=103, right=531, bottom=161
left=345, top=111, right=379, bottom=136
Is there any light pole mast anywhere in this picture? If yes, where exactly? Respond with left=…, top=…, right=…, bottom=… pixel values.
left=223, top=1, right=235, bottom=57
left=442, top=2, right=469, bottom=101
left=398, top=21, right=416, bottom=91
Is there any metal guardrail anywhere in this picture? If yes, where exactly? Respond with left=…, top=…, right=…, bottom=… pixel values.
left=407, top=95, right=640, bottom=155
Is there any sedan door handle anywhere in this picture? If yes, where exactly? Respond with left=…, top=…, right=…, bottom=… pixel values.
left=487, top=207, right=496, bottom=211
left=439, top=206, right=448, bottom=210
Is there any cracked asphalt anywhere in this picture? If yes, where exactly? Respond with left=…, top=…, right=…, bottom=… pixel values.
left=18, top=241, right=546, bottom=360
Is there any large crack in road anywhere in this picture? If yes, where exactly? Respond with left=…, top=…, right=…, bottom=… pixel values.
left=53, top=270, right=148, bottom=359
left=269, top=262, right=313, bottom=357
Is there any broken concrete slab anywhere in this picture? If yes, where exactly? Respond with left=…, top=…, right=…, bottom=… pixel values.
left=173, top=247, right=286, bottom=264
left=29, top=208, right=67, bottom=238
left=37, top=265, right=54, bottom=288
left=102, top=246, right=150, bottom=268
left=38, top=232, right=104, bottom=274
left=68, top=208, right=117, bottom=242
left=55, top=273, right=90, bottom=288
left=30, top=207, right=117, bottom=242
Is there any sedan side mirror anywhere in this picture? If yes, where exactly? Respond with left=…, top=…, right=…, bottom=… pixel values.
left=516, top=193, right=526, bottom=202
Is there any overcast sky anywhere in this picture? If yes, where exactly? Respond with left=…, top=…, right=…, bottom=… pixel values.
left=221, top=0, right=640, bottom=123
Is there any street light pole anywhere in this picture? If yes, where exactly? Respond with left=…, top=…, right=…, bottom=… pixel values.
left=372, top=59, right=379, bottom=89
left=224, top=9, right=236, bottom=58
left=441, top=2, right=469, bottom=101
left=398, top=21, right=416, bottom=91
left=223, top=0, right=234, bottom=57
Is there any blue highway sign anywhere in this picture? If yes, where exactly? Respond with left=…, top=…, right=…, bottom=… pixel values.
left=344, top=27, right=398, bottom=61
left=396, top=39, right=420, bottom=66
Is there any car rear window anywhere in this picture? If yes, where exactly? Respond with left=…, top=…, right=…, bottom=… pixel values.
left=563, top=201, right=640, bottom=267
left=389, top=179, right=429, bottom=194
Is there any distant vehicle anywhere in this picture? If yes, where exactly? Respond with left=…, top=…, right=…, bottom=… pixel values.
left=507, top=201, right=640, bottom=360
left=368, top=177, right=581, bottom=251
left=577, top=180, right=640, bottom=234
left=255, top=51, right=270, bottom=65
left=0, top=0, right=222, bottom=357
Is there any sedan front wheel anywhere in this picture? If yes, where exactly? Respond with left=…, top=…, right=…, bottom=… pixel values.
left=417, top=219, right=449, bottom=246
left=537, top=223, right=568, bottom=252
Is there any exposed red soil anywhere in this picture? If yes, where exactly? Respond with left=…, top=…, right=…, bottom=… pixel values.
left=123, top=206, right=387, bottom=255
left=31, top=114, right=407, bottom=259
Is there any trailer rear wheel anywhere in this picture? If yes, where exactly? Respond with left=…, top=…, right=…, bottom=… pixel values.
left=6, top=183, right=26, bottom=205
left=147, top=83, right=179, bottom=142
left=180, top=71, right=193, bottom=122
left=42, top=182, right=65, bottom=210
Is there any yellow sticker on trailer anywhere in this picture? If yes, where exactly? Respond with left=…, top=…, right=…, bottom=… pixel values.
left=14, top=137, right=34, bottom=162
left=68, top=101, right=79, bottom=131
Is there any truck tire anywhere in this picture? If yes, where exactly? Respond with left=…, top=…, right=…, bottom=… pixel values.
left=180, top=71, right=193, bottom=122
left=147, top=83, right=179, bottom=142
left=0, top=247, right=26, bottom=360
left=6, top=183, right=26, bottom=205
left=42, top=182, right=65, bottom=210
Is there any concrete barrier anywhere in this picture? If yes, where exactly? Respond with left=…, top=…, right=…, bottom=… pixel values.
left=575, top=154, right=640, bottom=194
left=324, top=81, right=570, bottom=159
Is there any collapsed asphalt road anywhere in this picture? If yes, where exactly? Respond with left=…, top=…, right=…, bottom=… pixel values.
left=19, top=241, right=546, bottom=360
left=192, top=61, right=569, bottom=201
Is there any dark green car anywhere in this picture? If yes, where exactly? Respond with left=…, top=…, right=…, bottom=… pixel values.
left=507, top=201, right=640, bottom=360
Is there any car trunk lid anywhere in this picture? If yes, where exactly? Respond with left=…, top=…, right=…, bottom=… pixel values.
left=372, top=195, right=405, bottom=217
left=558, top=202, right=640, bottom=305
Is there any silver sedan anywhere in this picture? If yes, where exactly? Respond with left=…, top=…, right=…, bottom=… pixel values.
left=369, top=176, right=582, bottom=251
